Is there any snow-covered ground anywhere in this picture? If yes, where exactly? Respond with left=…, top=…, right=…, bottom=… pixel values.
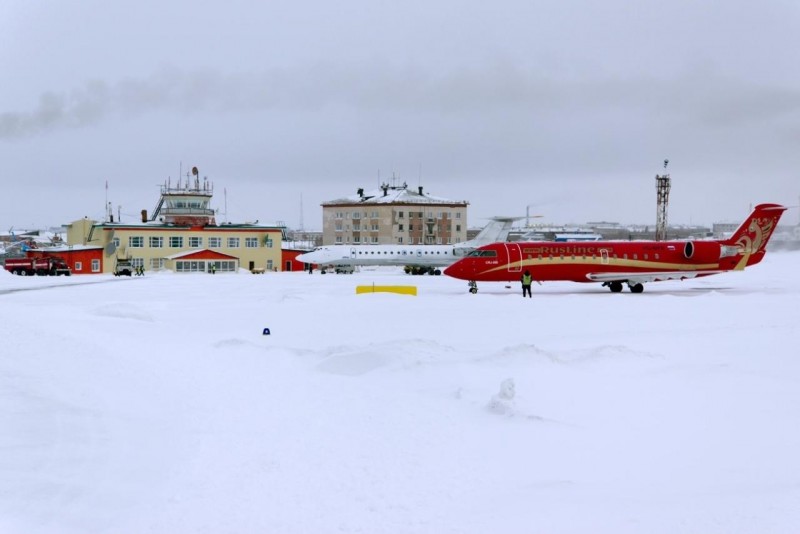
left=2, top=253, right=799, bottom=534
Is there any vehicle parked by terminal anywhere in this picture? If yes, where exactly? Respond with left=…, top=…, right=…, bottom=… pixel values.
left=3, top=256, right=72, bottom=276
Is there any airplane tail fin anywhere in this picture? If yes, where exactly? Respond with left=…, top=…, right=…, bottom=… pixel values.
left=724, top=203, right=787, bottom=270
left=460, top=216, right=522, bottom=248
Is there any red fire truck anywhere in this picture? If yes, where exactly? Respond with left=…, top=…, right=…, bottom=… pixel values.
left=3, top=257, right=72, bottom=276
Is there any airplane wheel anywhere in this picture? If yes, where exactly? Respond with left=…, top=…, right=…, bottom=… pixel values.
left=469, top=287, right=478, bottom=294
left=434, top=269, right=441, bottom=275
left=609, top=281, right=623, bottom=293
left=630, top=283, right=644, bottom=293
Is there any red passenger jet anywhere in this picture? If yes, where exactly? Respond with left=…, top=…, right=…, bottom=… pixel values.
left=444, top=203, right=787, bottom=294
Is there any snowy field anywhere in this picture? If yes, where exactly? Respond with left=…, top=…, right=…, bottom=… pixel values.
left=2, top=252, right=800, bottom=534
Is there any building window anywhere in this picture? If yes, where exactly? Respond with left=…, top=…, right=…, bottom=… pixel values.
left=398, top=211, right=404, bottom=218
left=209, top=237, right=221, bottom=248
left=354, top=236, right=361, bottom=243
left=455, top=212, right=461, bottom=219
left=265, top=236, right=274, bottom=248
left=91, top=259, right=100, bottom=272
left=176, top=260, right=206, bottom=273
left=112, top=237, right=120, bottom=248
left=150, top=258, right=165, bottom=270
left=189, top=237, right=202, bottom=248
left=207, top=260, right=236, bottom=273
left=245, top=237, right=258, bottom=248
left=169, top=236, right=183, bottom=248
left=335, top=236, right=342, bottom=243
left=131, top=258, right=144, bottom=268
left=397, top=237, right=403, bottom=244
left=129, top=236, right=144, bottom=248
left=335, top=223, right=343, bottom=231
left=266, top=259, right=274, bottom=271
left=149, top=236, right=163, bottom=248
left=371, top=224, right=379, bottom=231
left=371, top=236, right=379, bottom=243
left=456, top=224, right=461, bottom=232
left=353, top=212, right=361, bottom=219
left=74, top=261, right=82, bottom=271
left=227, top=237, right=240, bottom=248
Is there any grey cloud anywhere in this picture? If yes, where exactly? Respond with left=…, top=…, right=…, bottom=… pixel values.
left=2, top=63, right=798, bottom=144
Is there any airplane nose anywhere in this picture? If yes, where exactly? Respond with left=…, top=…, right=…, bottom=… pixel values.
left=444, top=262, right=462, bottom=279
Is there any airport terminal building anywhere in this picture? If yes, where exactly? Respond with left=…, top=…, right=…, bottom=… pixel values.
left=65, top=173, right=284, bottom=274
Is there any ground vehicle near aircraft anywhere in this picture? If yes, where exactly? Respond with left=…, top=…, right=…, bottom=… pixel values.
left=3, top=256, right=72, bottom=276
left=296, top=216, right=521, bottom=275
left=114, top=257, right=134, bottom=276
left=444, top=203, right=787, bottom=294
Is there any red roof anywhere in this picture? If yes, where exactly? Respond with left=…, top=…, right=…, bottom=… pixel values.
left=166, top=249, right=239, bottom=260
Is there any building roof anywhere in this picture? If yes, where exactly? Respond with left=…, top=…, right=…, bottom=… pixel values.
left=81, top=220, right=283, bottom=231
left=322, top=184, right=468, bottom=207
left=31, top=244, right=104, bottom=252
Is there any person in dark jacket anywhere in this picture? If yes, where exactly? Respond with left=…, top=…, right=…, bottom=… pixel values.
left=521, top=270, right=532, bottom=298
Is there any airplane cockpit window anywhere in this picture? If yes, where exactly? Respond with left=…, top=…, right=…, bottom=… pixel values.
left=467, top=250, right=497, bottom=257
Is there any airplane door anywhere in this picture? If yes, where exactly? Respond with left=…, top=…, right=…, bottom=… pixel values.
left=504, top=243, right=522, bottom=272
left=600, top=249, right=609, bottom=264
left=349, top=248, right=356, bottom=259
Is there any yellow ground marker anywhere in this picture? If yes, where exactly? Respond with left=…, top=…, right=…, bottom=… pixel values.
left=356, top=285, right=417, bottom=296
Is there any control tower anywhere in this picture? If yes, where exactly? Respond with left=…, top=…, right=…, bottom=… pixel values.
left=149, top=166, right=216, bottom=227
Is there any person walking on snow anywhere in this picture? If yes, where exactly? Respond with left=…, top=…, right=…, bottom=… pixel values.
left=521, top=270, right=533, bottom=298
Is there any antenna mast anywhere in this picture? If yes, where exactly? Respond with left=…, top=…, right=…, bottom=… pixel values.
left=655, top=159, right=671, bottom=241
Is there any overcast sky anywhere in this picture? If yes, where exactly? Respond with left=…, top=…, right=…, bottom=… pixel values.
left=2, top=0, right=799, bottom=231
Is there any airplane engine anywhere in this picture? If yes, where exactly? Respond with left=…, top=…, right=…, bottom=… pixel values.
left=683, top=241, right=721, bottom=263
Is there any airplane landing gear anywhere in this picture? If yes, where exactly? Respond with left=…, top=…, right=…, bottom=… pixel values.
left=468, top=281, right=478, bottom=294
left=602, top=281, right=644, bottom=293
left=605, top=281, right=623, bottom=293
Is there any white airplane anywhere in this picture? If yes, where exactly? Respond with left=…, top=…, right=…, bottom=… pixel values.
left=296, top=216, right=521, bottom=274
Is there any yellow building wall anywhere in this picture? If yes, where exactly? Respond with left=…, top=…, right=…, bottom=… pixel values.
left=65, top=219, right=283, bottom=273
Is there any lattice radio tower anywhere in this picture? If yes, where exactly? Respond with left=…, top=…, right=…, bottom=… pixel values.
left=655, top=159, right=671, bottom=241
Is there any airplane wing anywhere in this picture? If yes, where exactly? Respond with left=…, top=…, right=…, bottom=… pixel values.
left=585, top=271, right=726, bottom=284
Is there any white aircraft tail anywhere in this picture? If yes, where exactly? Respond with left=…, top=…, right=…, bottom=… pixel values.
left=457, top=216, right=522, bottom=249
